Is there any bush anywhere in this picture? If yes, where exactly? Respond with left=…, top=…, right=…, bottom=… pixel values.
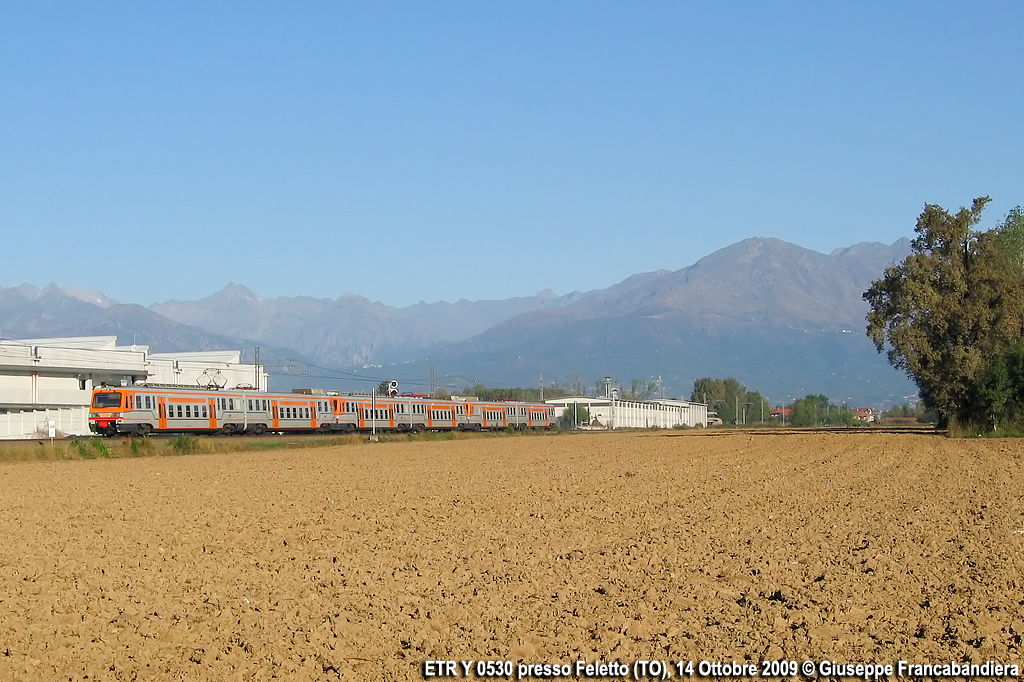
left=71, top=439, right=91, bottom=458
left=129, top=437, right=150, bottom=456
left=169, top=434, right=199, bottom=455
left=89, top=439, right=113, bottom=458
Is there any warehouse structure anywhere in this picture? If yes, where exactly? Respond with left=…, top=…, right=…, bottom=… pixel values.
left=0, top=336, right=265, bottom=438
left=544, top=396, right=708, bottom=429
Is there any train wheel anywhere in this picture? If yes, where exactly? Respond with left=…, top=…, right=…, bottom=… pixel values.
left=251, top=423, right=267, bottom=436
left=133, top=424, right=152, bottom=438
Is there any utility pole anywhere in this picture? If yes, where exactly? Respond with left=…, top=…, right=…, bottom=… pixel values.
left=539, top=374, right=543, bottom=401
left=430, top=365, right=435, bottom=395
left=254, top=346, right=260, bottom=391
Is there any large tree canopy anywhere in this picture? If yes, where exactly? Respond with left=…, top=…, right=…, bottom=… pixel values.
left=864, top=198, right=1024, bottom=429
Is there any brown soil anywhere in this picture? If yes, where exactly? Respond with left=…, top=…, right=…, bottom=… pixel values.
left=0, top=431, right=1022, bottom=680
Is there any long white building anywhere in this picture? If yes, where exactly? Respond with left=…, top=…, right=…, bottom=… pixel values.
left=0, top=336, right=266, bottom=438
left=544, top=396, right=708, bottom=429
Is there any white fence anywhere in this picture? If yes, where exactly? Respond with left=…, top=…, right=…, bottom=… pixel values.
left=0, top=408, right=90, bottom=439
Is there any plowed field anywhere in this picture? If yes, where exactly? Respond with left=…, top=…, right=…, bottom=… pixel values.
left=0, top=431, right=1022, bottom=680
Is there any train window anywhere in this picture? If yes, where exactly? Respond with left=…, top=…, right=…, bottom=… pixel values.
left=92, top=391, right=121, bottom=409
left=248, top=399, right=253, bottom=411
left=202, top=405, right=208, bottom=418
left=176, top=405, right=183, bottom=418
left=185, top=405, right=192, bottom=418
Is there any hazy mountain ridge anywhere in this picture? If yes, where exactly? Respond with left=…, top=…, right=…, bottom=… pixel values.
left=0, top=284, right=309, bottom=370
left=150, top=286, right=585, bottom=368
left=405, top=237, right=915, bottom=404
left=0, top=237, right=915, bottom=404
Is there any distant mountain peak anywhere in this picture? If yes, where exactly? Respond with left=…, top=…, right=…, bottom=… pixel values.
left=13, top=283, right=43, bottom=299
left=210, top=282, right=262, bottom=304
left=829, top=237, right=912, bottom=258
left=65, top=286, right=118, bottom=308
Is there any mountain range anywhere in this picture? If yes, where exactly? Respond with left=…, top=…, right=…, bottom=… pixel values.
left=0, top=236, right=916, bottom=406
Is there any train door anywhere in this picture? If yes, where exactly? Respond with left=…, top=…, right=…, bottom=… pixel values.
left=208, top=397, right=217, bottom=430
left=272, top=401, right=280, bottom=430
left=157, top=397, right=167, bottom=430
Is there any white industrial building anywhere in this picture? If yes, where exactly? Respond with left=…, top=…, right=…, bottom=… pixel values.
left=544, top=396, right=708, bottom=429
left=0, top=336, right=266, bottom=438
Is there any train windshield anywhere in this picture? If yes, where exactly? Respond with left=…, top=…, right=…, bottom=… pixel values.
left=91, top=391, right=123, bottom=409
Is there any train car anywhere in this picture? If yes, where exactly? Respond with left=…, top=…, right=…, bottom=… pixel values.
left=88, top=385, right=556, bottom=437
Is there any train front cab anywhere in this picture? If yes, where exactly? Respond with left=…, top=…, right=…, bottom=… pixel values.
left=89, top=388, right=126, bottom=436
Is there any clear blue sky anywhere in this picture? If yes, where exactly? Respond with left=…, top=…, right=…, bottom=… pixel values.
left=2, top=1, right=1021, bottom=307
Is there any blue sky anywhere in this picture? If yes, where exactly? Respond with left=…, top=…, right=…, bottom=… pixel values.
left=2, top=1, right=1021, bottom=307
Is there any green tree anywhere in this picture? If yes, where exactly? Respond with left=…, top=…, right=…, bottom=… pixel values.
left=974, top=343, right=1024, bottom=429
left=560, top=404, right=591, bottom=428
left=994, top=206, right=1024, bottom=268
left=787, top=394, right=853, bottom=427
left=626, top=379, right=660, bottom=401
left=564, top=375, right=588, bottom=396
left=864, top=197, right=1024, bottom=430
left=377, top=379, right=398, bottom=396
left=691, top=377, right=770, bottom=424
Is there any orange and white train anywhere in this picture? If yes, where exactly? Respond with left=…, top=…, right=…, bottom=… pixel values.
left=88, top=385, right=556, bottom=437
